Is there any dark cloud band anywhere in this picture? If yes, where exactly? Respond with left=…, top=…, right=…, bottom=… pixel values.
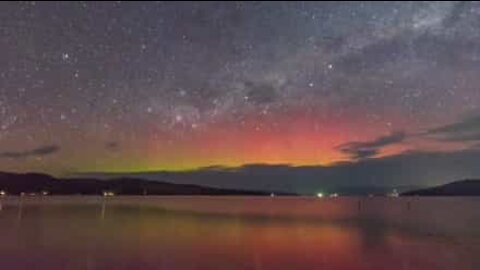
left=337, top=131, right=406, bottom=160
left=1, top=145, right=60, bottom=159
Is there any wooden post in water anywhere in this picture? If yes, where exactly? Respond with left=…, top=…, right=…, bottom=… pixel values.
left=357, top=199, right=362, bottom=212
left=17, top=194, right=24, bottom=222
left=100, top=197, right=106, bottom=221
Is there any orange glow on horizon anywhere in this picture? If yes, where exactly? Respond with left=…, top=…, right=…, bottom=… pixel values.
left=128, top=108, right=411, bottom=171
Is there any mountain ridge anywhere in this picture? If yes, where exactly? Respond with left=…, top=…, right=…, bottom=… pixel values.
left=402, top=179, right=480, bottom=196
left=0, top=172, right=291, bottom=196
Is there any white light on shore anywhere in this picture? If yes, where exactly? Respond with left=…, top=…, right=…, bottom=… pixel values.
left=316, top=192, right=324, bottom=198
left=387, top=189, right=399, bottom=197
left=0, top=190, right=5, bottom=196
left=103, top=191, right=115, bottom=197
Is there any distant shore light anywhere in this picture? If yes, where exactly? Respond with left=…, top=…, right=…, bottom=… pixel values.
left=316, top=192, right=324, bottom=198
left=387, top=189, right=399, bottom=197
left=103, top=191, right=115, bottom=197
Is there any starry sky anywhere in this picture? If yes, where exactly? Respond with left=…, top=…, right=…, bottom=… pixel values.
left=2, top=2, right=480, bottom=179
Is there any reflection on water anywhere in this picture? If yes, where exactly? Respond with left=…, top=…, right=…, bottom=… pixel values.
left=0, top=196, right=479, bottom=270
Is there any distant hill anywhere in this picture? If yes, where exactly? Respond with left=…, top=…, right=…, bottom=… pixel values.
left=0, top=172, right=290, bottom=196
left=78, top=164, right=429, bottom=196
left=402, top=180, right=480, bottom=196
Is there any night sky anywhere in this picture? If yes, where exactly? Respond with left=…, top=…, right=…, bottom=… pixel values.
left=2, top=2, right=480, bottom=184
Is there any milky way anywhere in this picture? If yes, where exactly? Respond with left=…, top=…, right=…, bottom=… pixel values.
left=1, top=2, right=480, bottom=175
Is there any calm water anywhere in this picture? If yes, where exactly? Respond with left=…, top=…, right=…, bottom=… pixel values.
left=0, top=196, right=479, bottom=270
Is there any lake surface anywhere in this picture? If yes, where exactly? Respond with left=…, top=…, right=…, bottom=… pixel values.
left=0, top=196, right=479, bottom=270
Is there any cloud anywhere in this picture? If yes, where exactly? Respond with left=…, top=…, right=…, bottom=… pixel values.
left=336, top=131, right=406, bottom=160
left=426, top=115, right=480, bottom=142
left=1, top=145, right=60, bottom=159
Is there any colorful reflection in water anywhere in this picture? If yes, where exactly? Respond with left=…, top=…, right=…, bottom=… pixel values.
left=0, top=196, right=479, bottom=270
